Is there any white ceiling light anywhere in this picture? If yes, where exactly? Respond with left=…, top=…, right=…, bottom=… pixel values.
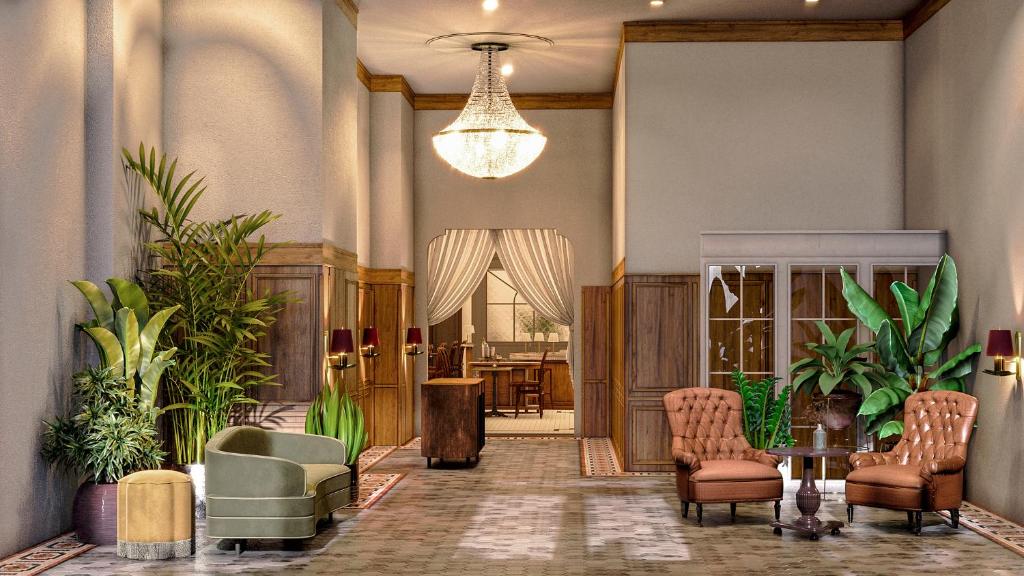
left=482, top=0, right=499, bottom=11
left=500, top=63, right=514, bottom=76
left=650, top=0, right=665, bottom=7
left=432, top=42, right=547, bottom=179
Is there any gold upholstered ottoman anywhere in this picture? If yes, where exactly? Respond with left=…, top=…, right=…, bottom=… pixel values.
left=117, top=470, right=194, bottom=559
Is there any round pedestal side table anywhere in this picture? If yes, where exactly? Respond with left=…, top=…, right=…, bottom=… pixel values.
left=767, top=447, right=850, bottom=540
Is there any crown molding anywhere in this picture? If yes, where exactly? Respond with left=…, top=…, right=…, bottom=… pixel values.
left=622, top=20, right=903, bottom=42
left=414, top=92, right=613, bottom=110
left=335, top=0, right=358, bottom=29
left=903, top=0, right=954, bottom=38
left=356, top=58, right=372, bottom=90
left=368, top=74, right=416, bottom=107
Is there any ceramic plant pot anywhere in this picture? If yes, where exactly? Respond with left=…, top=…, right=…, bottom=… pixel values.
left=72, top=482, right=118, bottom=545
left=185, top=464, right=206, bottom=519
left=812, top=391, right=862, bottom=430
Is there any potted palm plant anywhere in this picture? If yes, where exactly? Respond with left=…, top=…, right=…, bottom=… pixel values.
left=124, top=144, right=289, bottom=517
left=789, top=321, right=888, bottom=430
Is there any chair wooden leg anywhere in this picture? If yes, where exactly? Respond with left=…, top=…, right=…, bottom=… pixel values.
left=775, top=500, right=782, bottom=522
left=514, top=389, right=520, bottom=418
left=730, top=503, right=737, bottom=522
left=696, top=503, right=703, bottom=527
left=907, top=511, right=915, bottom=530
left=848, top=504, right=854, bottom=524
left=950, top=508, right=960, bottom=529
left=914, top=511, right=923, bottom=535
left=681, top=501, right=689, bottom=518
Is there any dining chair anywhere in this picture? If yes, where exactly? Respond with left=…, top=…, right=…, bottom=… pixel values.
left=510, top=351, right=552, bottom=418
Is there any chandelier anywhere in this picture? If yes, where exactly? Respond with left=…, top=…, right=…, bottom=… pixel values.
left=432, top=42, right=547, bottom=179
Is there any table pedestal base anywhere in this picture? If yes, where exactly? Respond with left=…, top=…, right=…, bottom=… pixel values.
left=771, top=454, right=843, bottom=540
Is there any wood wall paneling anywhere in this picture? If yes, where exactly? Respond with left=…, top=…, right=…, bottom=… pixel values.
left=582, top=286, right=609, bottom=437
left=253, top=267, right=321, bottom=402
left=608, top=277, right=626, bottom=466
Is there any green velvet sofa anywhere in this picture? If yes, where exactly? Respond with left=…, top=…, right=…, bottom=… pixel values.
left=205, top=426, right=351, bottom=546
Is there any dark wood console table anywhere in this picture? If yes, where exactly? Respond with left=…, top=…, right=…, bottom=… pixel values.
left=421, top=378, right=485, bottom=467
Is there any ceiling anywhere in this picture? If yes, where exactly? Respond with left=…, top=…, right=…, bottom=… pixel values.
left=356, top=0, right=921, bottom=94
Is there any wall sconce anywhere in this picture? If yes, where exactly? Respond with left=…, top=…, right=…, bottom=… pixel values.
left=405, top=327, right=424, bottom=356
left=361, top=327, right=381, bottom=358
left=329, top=328, right=356, bottom=370
left=983, top=329, right=1016, bottom=377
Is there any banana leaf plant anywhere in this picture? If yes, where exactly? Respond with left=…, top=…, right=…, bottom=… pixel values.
left=734, top=371, right=795, bottom=450
left=789, top=320, right=888, bottom=398
left=305, top=384, right=367, bottom=466
left=840, top=254, right=981, bottom=438
left=71, top=278, right=180, bottom=413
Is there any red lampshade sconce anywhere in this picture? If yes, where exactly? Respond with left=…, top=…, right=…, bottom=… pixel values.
left=405, top=327, right=424, bottom=356
left=329, top=328, right=356, bottom=370
left=361, top=327, right=381, bottom=358
left=983, top=329, right=1019, bottom=378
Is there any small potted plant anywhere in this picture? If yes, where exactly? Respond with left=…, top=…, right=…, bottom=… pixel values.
left=789, top=321, right=887, bottom=430
left=733, top=371, right=795, bottom=450
left=305, top=384, right=367, bottom=495
left=42, top=367, right=166, bottom=544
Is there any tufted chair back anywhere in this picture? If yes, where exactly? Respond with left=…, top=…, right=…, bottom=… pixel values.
left=890, top=391, right=978, bottom=466
left=663, top=387, right=752, bottom=461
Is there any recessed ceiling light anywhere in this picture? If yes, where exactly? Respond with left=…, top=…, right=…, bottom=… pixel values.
left=805, top=0, right=819, bottom=3
left=483, top=0, right=499, bottom=11
left=650, top=0, right=665, bottom=6
left=501, top=63, right=514, bottom=76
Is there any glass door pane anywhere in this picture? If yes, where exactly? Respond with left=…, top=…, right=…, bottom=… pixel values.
left=707, top=265, right=774, bottom=392
left=790, top=265, right=859, bottom=480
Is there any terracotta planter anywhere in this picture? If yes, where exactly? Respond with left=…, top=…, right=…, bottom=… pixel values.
left=811, top=391, right=862, bottom=430
left=72, top=482, right=118, bottom=545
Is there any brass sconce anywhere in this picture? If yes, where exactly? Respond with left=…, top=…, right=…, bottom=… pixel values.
left=983, top=329, right=1021, bottom=378
left=405, top=327, right=424, bottom=356
left=361, top=327, right=381, bottom=358
left=328, top=328, right=356, bottom=370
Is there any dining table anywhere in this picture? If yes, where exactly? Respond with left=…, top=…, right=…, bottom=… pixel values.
left=469, top=359, right=541, bottom=417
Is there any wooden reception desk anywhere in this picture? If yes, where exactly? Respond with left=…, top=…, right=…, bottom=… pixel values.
left=420, top=378, right=484, bottom=467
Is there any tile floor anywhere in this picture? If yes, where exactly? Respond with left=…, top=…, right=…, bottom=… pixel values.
left=48, top=438, right=1024, bottom=575
left=485, top=409, right=574, bottom=436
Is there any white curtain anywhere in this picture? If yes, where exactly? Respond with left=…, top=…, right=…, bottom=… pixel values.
left=494, top=229, right=576, bottom=372
left=426, top=229, right=495, bottom=326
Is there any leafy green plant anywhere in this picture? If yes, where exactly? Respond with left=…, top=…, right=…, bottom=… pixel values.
left=124, top=144, right=290, bottom=464
left=734, top=371, right=795, bottom=450
left=42, top=367, right=165, bottom=484
left=71, top=278, right=179, bottom=413
left=305, top=384, right=367, bottom=465
left=840, top=254, right=981, bottom=438
left=789, top=320, right=887, bottom=399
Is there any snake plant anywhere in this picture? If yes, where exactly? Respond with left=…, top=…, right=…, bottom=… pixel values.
left=306, top=384, right=367, bottom=465
left=71, top=278, right=179, bottom=413
left=734, top=371, right=795, bottom=450
left=840, top=254, right=981, bottom=438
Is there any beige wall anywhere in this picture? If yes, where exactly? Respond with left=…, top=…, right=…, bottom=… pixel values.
left=624, top=41, right=905, bottom=273
left=162, top=0, right=326, bottom=243
left=357, top=83, right=371, bottom=265
left=413, top=108, right=613, bottom=430
left=369, top=92, right=415, bottom=270
left=0, top=0, right=88, bottom=557
left=905, top=0, right=1024, bottom=524
left=322, top=0, right=358, bottom=252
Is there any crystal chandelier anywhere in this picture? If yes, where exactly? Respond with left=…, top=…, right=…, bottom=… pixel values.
left=432, top=42, right=547, bottom=179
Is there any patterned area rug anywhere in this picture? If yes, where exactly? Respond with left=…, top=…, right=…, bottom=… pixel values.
left=400, top=437, right=421, bottom=450
left=938, top=502, right=1024, bottom=558
left=0, top=533, right=94, bottom=576
left=579, top=437, right=673, bottom=477
left=359, top=444, right=397, bottom=472
left=345, top=473, right=405, bottom=509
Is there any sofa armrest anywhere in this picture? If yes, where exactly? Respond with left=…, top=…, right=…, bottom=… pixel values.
left=849, top=451, right=891, bottom=470
left=264, top=430, right=347, bottom=465
left=206, top=450, right=307, bottom=498
left=672, top=448, right=701, bottom=471
left=920, top=456, right=966, bottom=482
left=743, top=449, right=783, bottom=468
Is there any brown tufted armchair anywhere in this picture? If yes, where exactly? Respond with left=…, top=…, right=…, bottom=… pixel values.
left=846, top=390, right=978, bottom=535
left=663, top=388, right=784, bottom=526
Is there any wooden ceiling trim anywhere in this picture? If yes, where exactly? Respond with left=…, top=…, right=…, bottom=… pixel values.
left=414, top=92, right=613, bottom=110
left=368, top=74, right=416, bottom=108
left=622, top=20, right=904, bottom=42
left=903, top=0, right=954, bottom=39
left=335, top=0, right=358, bottom=29
left=356, top=58, right=372, bottom=90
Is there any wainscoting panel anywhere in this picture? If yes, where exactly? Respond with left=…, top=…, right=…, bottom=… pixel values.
left=582, top=286, right=609, bottom=437
left=608, top=278, right=626, bottom=465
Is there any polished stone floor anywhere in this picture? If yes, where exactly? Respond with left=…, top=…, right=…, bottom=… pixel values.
left=50, top=439, right=1024, bottom=575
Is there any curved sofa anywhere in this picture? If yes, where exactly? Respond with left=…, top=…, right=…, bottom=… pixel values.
left=205, top=426, right=351, bottom=542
